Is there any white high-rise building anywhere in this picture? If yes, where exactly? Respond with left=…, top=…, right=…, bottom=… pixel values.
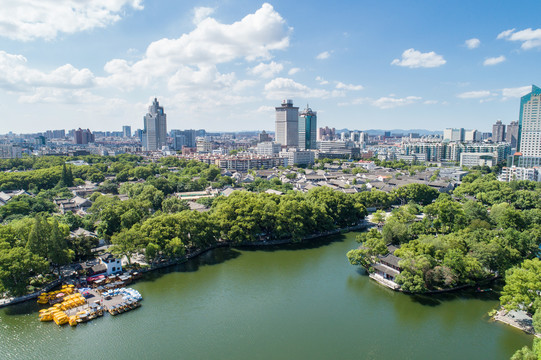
left=275, top=99, right=299, bottom=147
left=143, top=98, right=167, bottom=151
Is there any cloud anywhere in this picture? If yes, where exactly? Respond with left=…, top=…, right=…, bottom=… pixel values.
left=316, top=51, right=331, bottom=60
left=0, top=0, right=143, bottom=41
left=288, top=67, right=300, bottom=75
left=193, top=7, right=215, bottom=24
left=347, top=95, right=422, bottom=109
left=249, top=61, right=283, bottom=78
left=336, top=82, right=363, bottom=91
left=501, top=86, right=531, bottom=99
left=391, top=48, right=446, bottom=68
left=0, top=50, right=95, bottom=91
left=371, top=96, right=421, bottom=109
left=457, top=90, right=495, bottom=99
left=315, top=76, right=329, bottom=85
left=483, top=55, right=506, bottom=66
left=167, top=65, right=235, bottom=91
left=100, top=3, right=291, bottom=89
left=256, top=105, right=275, bottom=112
left=457, top=86, right=530, bottom=101
left=264, top=77, right=336, bottom=99
left=465, top=38, right=481, bottom=49
left=18, top=88, right=102, bottom=104
left=497, top=28, right=541, bottom=49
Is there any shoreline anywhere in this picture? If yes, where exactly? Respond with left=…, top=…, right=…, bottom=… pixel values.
left=0, top=223, right=367, bottom=309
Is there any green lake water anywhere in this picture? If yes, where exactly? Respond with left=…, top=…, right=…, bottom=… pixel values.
left=0, top=232, right=532, bottom=359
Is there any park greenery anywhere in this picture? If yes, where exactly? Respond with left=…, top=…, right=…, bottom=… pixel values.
left=348, top=173, right=541, bottom=291
left=1, top=155, right=541, bottom=358
left=0, top=154, right=376, bottom=296
left=345, top=171, right=541, bottom=358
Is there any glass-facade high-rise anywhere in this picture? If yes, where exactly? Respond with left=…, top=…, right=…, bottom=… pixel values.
left=516, top=85, right=541, bottom=167
left=143, top=98, right=167, bottom=151
left=299, top=105, right=317, bottom=150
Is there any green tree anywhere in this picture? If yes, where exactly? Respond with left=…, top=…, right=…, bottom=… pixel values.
left=47, top=219, right=74, bottom=276
left=0, top=245, right=48, bottom=296
left=145, top=242, right=160, bottom=264
left=111, top=227, right=142, bottom=265
left=162, top=196, right=190, bottom=213
left=500, top=258, right=541, bottom=313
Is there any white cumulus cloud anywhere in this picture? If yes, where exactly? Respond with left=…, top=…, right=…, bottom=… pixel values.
left=497, top=28, right=541, bottom=49
left=501, top=86, right=531, bottom=99
left=391, top=48, right=446, bottom=68
left=193, top=7, right=215, bottom=24
left=457, top=90, right=494, bottom=99
left=288, top=67, right=301, bottom=75
left=100, top=3, right=291, bottom=89
left=465, top=38, right=481, bottom=49
left=349, top=95, right=421, bottom=109
left=316, top=51, right=331, bottom=60
left=249, top=61, right=283, bottom=78
left=0, top=0, right=143, bottom=41
left=371, top=96, right=421, bottom=109
left=315, top=76, right=329, bottom=85
left=483, top=55, right=506, bottom=66
left=336, top=82, right=363, bottom=91
left=0, top=50, right=95, bottom=91
left=264, top=77, right=335, bottom=99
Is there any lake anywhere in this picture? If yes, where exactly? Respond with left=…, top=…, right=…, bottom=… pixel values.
left=0, top=232, right=531, bottom=359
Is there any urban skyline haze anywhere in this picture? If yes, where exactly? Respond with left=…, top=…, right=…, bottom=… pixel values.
left=0, top=1, right=539, bottom=133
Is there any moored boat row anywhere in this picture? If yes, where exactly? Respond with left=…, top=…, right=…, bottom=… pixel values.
left=37, top=285, right=143, bottom=328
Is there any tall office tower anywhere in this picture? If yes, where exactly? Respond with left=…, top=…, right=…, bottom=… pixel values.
left=506, top=121, right=519, bottom=148
left=73, top=128, right=95, bottom=144
left=275, top=99, right=299, bottom=146
left=298, top=105, right=317, bottom=149
left=143, top=98, right=167, bottom=151
left=492, top=120, right=506, bottom=142
left=122, top=126, right=132, bottom=138
left=517, top=85, right=541, bottom=166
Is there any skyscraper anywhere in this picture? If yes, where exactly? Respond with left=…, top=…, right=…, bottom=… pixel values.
left=143, top=98, right=167, bottom=151
left=492, top=120, right=506, bottom=142
left=122, top=126, right=131, bottom=138
left=517, top=85, right=541, bottom=166
left=275, top=99, right=299, bottom=147
left=506, top=121, right=519, bottom=149
left=299, top=105, right=317, bottom=149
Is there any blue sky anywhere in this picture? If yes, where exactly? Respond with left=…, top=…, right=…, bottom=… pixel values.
left=0, top=0, right=540, bottom=134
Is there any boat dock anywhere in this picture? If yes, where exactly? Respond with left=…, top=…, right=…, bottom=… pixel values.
left=38, top=287, right=142, bottom=327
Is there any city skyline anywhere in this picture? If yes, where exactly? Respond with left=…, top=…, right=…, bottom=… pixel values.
left=0, top=1, right=540, bottom=133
